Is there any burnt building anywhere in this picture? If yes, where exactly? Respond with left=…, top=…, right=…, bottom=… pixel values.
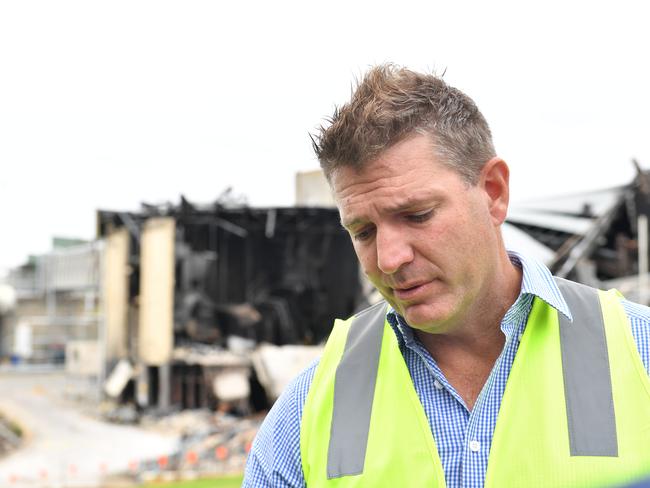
left=505, top=165, right=650, bottom=302
left=97, top=197, right=361, bottom=411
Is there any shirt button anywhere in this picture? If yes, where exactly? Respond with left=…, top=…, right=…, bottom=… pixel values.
left=517, top=333, right=523, bottom=342
left=469, top=440, right=481, bottom=452
left=433, top=379, right=443, bottom=390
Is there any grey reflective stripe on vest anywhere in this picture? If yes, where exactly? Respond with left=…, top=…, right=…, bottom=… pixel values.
left=327, top=301, right=387, bottom=478
left=555, top=277, right=618, bottom=456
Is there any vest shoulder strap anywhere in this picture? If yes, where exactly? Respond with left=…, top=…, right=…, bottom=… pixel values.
left=328, top=301, right=387, bottom=478
left=554, top=277, right=618, bottom=456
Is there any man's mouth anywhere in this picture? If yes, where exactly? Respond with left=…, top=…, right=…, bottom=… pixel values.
left=392, top=281, right=430, bottom=301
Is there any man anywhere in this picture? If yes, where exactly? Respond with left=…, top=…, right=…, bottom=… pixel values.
left=243, top=65, right=650, bottom=487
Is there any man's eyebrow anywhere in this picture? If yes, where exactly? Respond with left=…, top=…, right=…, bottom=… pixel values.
left=385, top=195, right=435, bottom=214
left=340, top=217, right=364, bottom=229
left=340, top=196, right=436, bottom=229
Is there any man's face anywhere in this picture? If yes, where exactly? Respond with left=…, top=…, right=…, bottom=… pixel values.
left=332, top=134, right=502, bottom=333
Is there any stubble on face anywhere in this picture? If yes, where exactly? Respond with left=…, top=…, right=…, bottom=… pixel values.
left=332, top=135, right=502, bottom=335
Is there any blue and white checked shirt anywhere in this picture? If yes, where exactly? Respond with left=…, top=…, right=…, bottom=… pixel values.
left=243, top=251, right=650, bottom=488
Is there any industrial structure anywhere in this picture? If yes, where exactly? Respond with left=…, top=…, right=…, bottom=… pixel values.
left=96, top=196, right=360, bottom=411
left=504, top=162, right=650, bottom=303
left=1, top=238, right=102, bottom=367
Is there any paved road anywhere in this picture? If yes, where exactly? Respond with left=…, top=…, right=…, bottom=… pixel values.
left=0, top=368, right=178, bottom=487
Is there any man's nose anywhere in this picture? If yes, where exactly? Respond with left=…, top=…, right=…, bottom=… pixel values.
left=376, top=225, right=414, bottom=275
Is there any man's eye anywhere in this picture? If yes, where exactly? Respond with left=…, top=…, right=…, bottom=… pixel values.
left=407, top=210, right=433, bottom=223
left=353, top=227, right=374, bottom=241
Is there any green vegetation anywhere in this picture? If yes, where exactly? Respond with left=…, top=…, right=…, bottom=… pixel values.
left=144, top=475, right=243, bottom=488
left=0, top=413, right=22, bottom=438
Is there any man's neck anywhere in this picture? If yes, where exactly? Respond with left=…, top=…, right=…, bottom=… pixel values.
left=415, top=251, right=523, bottom=410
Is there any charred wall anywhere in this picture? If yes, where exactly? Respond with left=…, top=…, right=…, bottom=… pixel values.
left=98, top=202, right=361, bottom=349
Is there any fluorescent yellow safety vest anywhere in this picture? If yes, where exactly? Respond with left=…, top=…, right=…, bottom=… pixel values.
left=300, top=278, right=650, bottom=487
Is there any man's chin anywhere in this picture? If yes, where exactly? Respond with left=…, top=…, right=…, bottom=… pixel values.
left=379, top=291, right=448, bottom=327
left=398, top=302, right=450, bottom=331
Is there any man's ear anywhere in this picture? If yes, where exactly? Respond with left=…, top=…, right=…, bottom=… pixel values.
left=479, top=157, right=510, bottom=226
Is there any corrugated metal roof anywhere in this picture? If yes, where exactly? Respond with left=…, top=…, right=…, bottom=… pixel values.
left=506, top=208, right=594, bottom=235
left=511, top=187, right=623, bottom=218
left=502, top=222, right=556, bottom=265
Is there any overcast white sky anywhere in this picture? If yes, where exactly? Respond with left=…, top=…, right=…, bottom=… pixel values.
left=1, top=0, right=650, bottom=274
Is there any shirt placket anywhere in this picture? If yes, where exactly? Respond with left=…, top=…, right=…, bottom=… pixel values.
left=460, top=339, right=511, bottom=488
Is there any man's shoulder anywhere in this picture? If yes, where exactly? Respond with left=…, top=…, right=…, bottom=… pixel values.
left=621, top=297, right=650, bottom=323
left=542, top=277, right=650, bottom=375
left=619, top=297, right=650, bottom=376
left=272, top=303, right=389, bottom=413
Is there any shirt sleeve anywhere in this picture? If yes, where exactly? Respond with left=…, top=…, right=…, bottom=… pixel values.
left=621, top=298, right=650, bottom=376
left=242, top=360, right=319, bottom=488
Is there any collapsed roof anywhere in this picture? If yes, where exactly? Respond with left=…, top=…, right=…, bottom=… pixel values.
left=505, top=168, right=650, bottom=293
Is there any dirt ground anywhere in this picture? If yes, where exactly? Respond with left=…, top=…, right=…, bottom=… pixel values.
left=0, top=368, right=179, bottom=488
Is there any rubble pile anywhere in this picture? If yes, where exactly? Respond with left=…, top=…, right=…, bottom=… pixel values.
left=139, top=409, right=263, bottom=476
left=140, top=408, right=214, bottom=434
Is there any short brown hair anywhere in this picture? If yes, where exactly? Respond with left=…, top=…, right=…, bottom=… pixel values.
left=312, top=64, right=496, bottom=184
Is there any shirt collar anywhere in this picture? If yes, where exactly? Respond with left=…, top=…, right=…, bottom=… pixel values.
left=508, top=249, right=572, bottom=322
left=387, top=249, right=572, bottom=344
